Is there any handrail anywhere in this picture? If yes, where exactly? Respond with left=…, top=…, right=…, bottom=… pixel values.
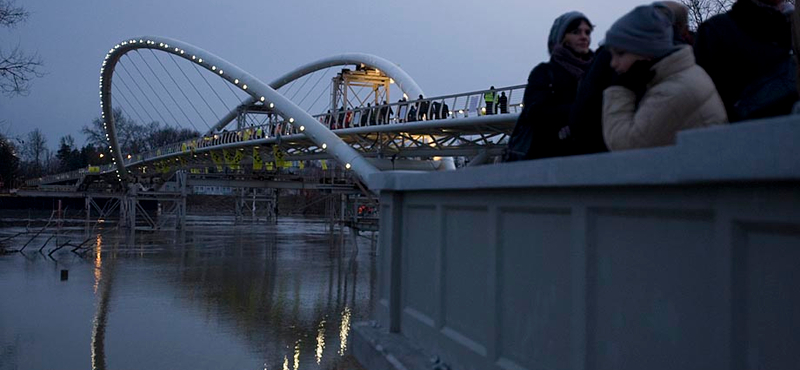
left=119, top=84, right=526, bottom=167
left=26, top=163, right=117, bottom=187
left=30, top=84, right=527, bottom=187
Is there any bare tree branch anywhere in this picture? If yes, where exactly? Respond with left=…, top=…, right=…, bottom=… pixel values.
left=0, top=45, right=44, bottom=96
left=680, top=0, right=734, bottom=30
left=0, top=0, right=27, bottom=27
left=681, top=0, right=795, bottom=30
left=0, top=0, right=44, bottom=96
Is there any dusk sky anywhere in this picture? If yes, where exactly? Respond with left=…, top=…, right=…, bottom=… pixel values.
left=1, top=0, right=646, bottom=149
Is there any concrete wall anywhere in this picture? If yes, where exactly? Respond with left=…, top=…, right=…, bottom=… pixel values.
left=360, top=115, right=800, bottom=370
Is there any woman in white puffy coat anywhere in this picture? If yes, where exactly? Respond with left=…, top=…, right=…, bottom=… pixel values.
left=601, top=4, right=728, bottom=150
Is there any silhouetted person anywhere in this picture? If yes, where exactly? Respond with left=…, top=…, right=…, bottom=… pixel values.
left=497, top=92, right=508, bottom=113
left=695, top=0, right=798, bottom=122
left=397, top=98, right=407, bottom=123
left=325, top=110, right=333, bottom=129
left=361, top=103, right=370, bottom=126
left=336, top=107, right=345, bottom=129
left=431, top=101, right=442, bottom=119
left=378, top=100, right=393, bottom=124
left=369, top=103, right=378, bottom=125
left=416, top=94, right=429, bottom=120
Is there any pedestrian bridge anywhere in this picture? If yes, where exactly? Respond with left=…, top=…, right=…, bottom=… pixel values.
left=29, top=36, right=528, bottom=190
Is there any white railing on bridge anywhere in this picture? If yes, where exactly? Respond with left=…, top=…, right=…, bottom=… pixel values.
left=121, top=84, right=526, bottom=166
left=28, top=85, right=526, bottom=187
left=25, top=164, right=117, bottom=187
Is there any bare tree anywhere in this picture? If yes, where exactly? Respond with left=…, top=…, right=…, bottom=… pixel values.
left=679, top=0, right=734, bottom=30
left=83, top=108, right=198, bottom=154
left=681, top=0, right=795, bottom=30
left=23, top=128, right=47, bottom=173
left=83, top=108, right=145, bottom=153
left=0, top=0, right=44, bottom=96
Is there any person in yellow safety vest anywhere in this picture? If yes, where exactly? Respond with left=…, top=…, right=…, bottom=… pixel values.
left=484, top=86, right=498, bottom=115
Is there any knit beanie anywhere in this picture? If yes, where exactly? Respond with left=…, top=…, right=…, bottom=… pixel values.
left=547, top=11, right=590, bottom=55
left=604, top=5, right=677, bottom=58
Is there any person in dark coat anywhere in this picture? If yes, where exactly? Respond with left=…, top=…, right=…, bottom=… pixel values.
left=336, top=107, right=345, bottom=129
left=504, top=11, right=594, bottom=161
left=361, top=103, right=371, bottom=126
left=430, top=101, right=442, bottom=120
left=369, top=103, right=378, bottom=125
left=407, top=104, right=417, bottom=122
left=497, top=92, right=508, bottom=113
left=694, top=0, right=797, bottom=122
left=379, top=100, right=393, bottom=124
left=397, top=98, right=407, bottom=123
left=416, top=94, right=430, bottom=120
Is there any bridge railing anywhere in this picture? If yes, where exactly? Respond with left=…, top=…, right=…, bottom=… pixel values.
left=30, top=85, right=527, bottom=187
left=311, top=84, right=526, bottom=131
left=25, top=164, right=117, bottom=187
left=115, top=84, right=526, bottom=168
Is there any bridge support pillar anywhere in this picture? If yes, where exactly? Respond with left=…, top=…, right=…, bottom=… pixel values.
left=177, top=171, right=187, bottom=230
left=120, top=194, right=136, bottom=229
left=85, top=196, right=91, bottom=225
left=235, top=188, right=244, bottom=223
left=267, top=189, right=278, bottom=225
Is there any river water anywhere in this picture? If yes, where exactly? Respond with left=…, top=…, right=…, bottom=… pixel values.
left=0, top=215, right=375, bottom=370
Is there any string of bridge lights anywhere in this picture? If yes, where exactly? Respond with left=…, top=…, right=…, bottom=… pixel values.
left=99, top=38, right=352, bottom=183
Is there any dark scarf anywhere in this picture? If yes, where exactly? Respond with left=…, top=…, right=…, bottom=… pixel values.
left=550, top=45, right=594, bottom=80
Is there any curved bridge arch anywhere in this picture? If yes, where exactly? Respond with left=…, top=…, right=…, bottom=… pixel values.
left=207, top=53, right=425, bottom=134
left=99, top=35, right=379, bottom=184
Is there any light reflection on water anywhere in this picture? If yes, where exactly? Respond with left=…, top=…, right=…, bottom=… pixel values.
left=339, top=306, right=352, bottom=356
left=93, top=234, right=102, bottom=294
left=316, top=319, right=326, bottom=364
left=0, top=216, right=375, bottom=370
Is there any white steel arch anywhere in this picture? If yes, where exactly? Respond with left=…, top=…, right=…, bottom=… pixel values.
left=206, top=52, right=425, bottom=134
left=99, top=36, right=379, bottom=183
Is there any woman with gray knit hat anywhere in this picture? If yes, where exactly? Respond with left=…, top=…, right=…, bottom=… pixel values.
left=601, top=4, right=727, bottom=150
left=505, top=11, right=594, bottom=161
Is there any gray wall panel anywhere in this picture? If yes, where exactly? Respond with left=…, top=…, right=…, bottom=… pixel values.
left=498, top=208, right=573, bottom=370
left=735, top=224, right=800, bottom=370
left=403, top=206, right=438, bottom=323
left=442, top=207, right=491, bottom=356
left=590, top=209, right=717, bottom=370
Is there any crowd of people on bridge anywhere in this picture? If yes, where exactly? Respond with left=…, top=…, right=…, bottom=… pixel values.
left=505, top=0, right=798, bottom=161
left=322, top=95, right=456, bottom=129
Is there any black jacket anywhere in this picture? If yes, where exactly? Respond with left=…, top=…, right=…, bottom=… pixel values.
left=511, top=61, right=580, bottom=160
left=695, top=0, right=796, bottom=122
left=567, top=46, right=612, bottom=155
